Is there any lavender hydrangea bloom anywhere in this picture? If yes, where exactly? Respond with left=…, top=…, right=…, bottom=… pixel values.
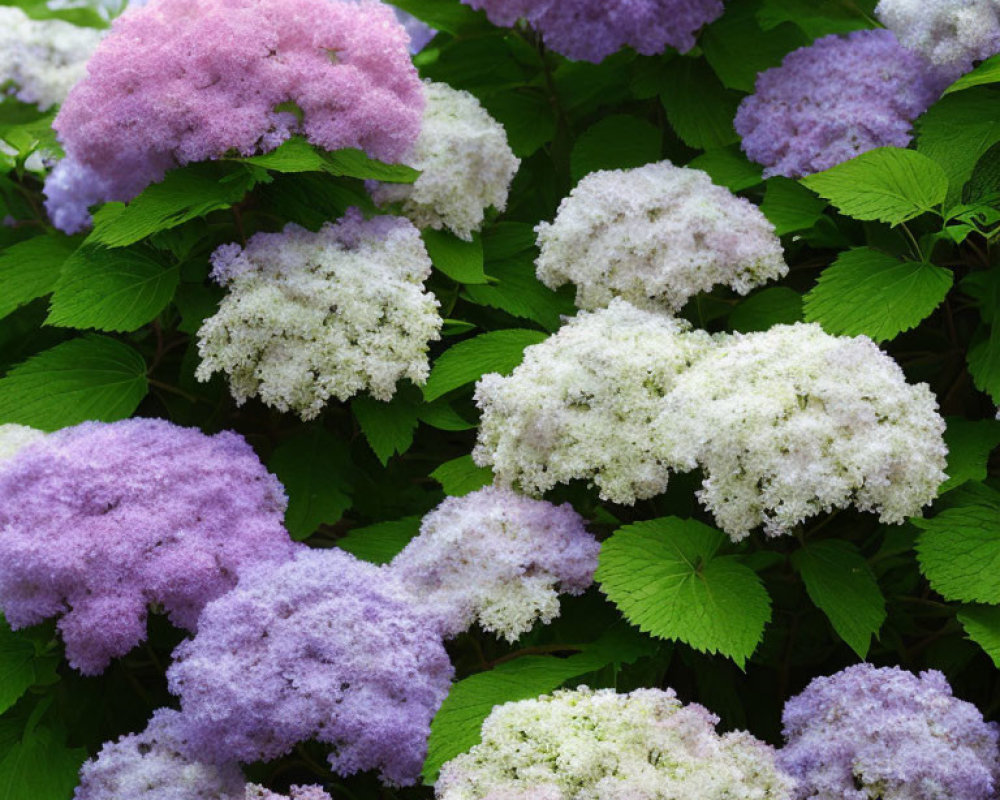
left=734, top=29, right=951, bottom=178
left=780, top=664, right=1000, bottom=800
left=74, top=708, right=246, bottom=800
left=390, top=487, right=600, bottom=641
left=0, top=418, right=295, bottom=675
left=166, top=547, right=453, bottom=786
left=461, top=0, right=723, bottom=62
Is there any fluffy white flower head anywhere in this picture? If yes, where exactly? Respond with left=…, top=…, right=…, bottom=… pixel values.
left=0, top=7, right=103, bottom=111
left=370, top=81, right=520, bottom=241
left=655, top=323, right=948, bottom=540
left=876, top=0, right=1000, bottom=71
left=473, top=299, right=714, bottom=505
left=0, top=424, right=45, bottom=464
left=535, top=161, right=787, bottom=313
left=196, top=210, right=441, bottom=420
left=436, top=687, right=794, bottom=800
left=389, top=487, right=600, bottom=641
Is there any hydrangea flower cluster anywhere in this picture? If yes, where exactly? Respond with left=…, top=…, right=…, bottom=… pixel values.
left=436, top=687, right=794, bottom=800
left=370, top=81, right=520, bottom=241
left=734, top=29, right=950, bottom=178
left=166, top=547, right=453, bottom=786
left=0, top=423, right=45, bottom=464
left=461, top=0, right=724, bottom=62
left=876, top=0, right=1000, bottom=72
left=0, top=418, right=295, bottom=674
left=74, top=708, right=246, bottom=800
left=390, top=487, right=599, bottom=640
left=473, top=299, right=714, bottom=505
left=246, top=786, right=333, bottom=800
left=780, top=664, right=1000, bottom=800
left=196, top=210, right=441, bottom=419
left=45, top=0, right=423, bottom=231
left=0, top=6, right=103, bottom=111
left=534, top=161, right=787, bottom=312
left=655, top=323, right=948, bottom=539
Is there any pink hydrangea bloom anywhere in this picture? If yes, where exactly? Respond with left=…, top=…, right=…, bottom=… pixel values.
left=0, top=418, right=295, bottom=675
left=46, top=0, right=423, bottom=230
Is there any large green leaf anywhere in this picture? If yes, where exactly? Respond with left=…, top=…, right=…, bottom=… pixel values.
left=463, top=256, right=574, bottom=331
left=0, top=724, right=86, bottom=800
left=689, top=145, right=763, bottom=191
left=963, top=269, right=1000, bottom=404
left=943, top=54, right=1000, bottom=95
left=958, top=604, right=1000, bottom=667
left=728, top=287, right=802, bottom=333
left=0, top=335, right=147, bottom=430
left=570, top=115, right=662, bottom=183
left=596, top=517, right=771, bottom=668
left=431, top=455, right=493, bottom=497
left=423, top=328, right=547, bottom=401
left=757, top=0, right=876, bottom=36
left=760, top=177, right=826, bottom=235
left=800, top=148, right=948, bottom=225
left=0, top=235, right=76, bottom=321
left=336, top=516, right=421, bottom=564
left=792, top=540, right=886, bottom=658
left=659, top=60, right=740, bottom=151
left=0, top=621, right=35, bottom=716
left=351, top=395, right=421, bottom=465
left=423, top=229, right=487, bottom=284
left=803, top=248, right=952, bottom=341
left=940, top=417, right=1000, bottom=493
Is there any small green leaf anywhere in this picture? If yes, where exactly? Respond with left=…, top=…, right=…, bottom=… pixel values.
left=570, top=115, right=662, bottom=183
left=0, top=335, right=148, bottom=430
left=596, top=517, right=771, bottom=668
left=757, top=0, right=876, bottom=36
left=803, top=248, right=952, bottom=341
left=944, top=54, right=1000, bottom=95
left=968, top=323, right=1000, bottom=405
left=0, top=621, right=35, bottom=715
left=689, top=145, right=763, bottom=191
left=463, top=256, right=574, bottom=331
left=351, top=395, right=421, bottom=465
left=422, top=229, right=487, bottom=284
left=801, top=148, right=948, bottom=225
left=941, top=417, right=1000, bottom=493
left=728, top=287, right=802, bottom=333
left=322, top=148, right=419, bottom=183
left=957, top=604, right=1000, bottom=667
left=0, top=724, right=86, bottom=800
left=384, top=0, right=485, bottom=35
left=337, top=516, right=421, bottom=564
left=237, top=137, right=328, bottom=173
left=431, top=455, right=492, bottom=497
left=482, top=92, right=556, bottom=159
left=0, top=235, right=76, bottom=321
left=418, top=400, right=474, bottom=431
left=761, top=177, right=827, bottom=235
left=792, top=540, right=886, bottom=658
left=660, top=60, right=740, bottom=151
left=423, top=328, right=547, bottom=401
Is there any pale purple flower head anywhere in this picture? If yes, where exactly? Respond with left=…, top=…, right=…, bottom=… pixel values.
left=0, top=418, right=295, bottom=675
left=246, top=786, right=333, bottom=800
left=735, top=29, right=952, bottom=178
left=780, top=664, right=1000, bottom=800
left=460, top=0, right=723, bottom=62
left=166, top=547, right=454, bottom=787
left=45, top=0, right=424, bottom=231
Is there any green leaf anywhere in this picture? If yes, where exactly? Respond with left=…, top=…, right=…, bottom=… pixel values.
left=957, top=604, right=1000, bottom=667
left=728, top=287, right=802, bottom=333
left=941, top=417, right=1000, bottom=493
left=760, top=177, right=826, bottom=235
left=0, top=335, right=147, bottom=430
left=0, top=235, right=76, bottom=321
left=792, top=540, right=886, bottom=658
left=237, top=136, right=328, bottom=173
left=423, top=328, right=547, bottom=401
left=757, top=0, right=876, bottom=37
left=914, top=493, right=1000, bottom=604
left=962, top=140, right=1000, bottom=204
left=0, top=621, right=35, bottom=716
left=570, top=115, right=662, bottom=183
left=337, top=516, right=421, bottom=564
left=422, top=230, right=487, bottom=284
left=463, top=256, right=574, bottom=331
left=596, top=517, right=771, bottom=668
left=481, top=91, right=556, bottom=159
left=968, top=323, right=1000, bottom=404
left=321, top=148, right=420, bottom=183
left=351, top=395, right=421, bottom=465
left=659, top=59, right=740, bottom=150
left=385, top=0, right=485, bottom=35
left=803, top=248, right=952, bottom=342
left=688, top=145, right=763, bottom=191
left=944, top=54, right=1000, bottom=95
left=418, top=399, right=474, bottom=431
left=423, top=625, right=655, bottom=783
left=800, top=148, right=948, bottom=225
left=46, top=247, right=179, bottom=332
left=268, top=429, right=353, bottom=541
left=430, top=455, right=492, bottom=497
left=0, top=724, right=86, bottom=800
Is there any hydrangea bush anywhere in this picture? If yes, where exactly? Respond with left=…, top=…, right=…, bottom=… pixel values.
left=0, top=0, right=998, bottom=798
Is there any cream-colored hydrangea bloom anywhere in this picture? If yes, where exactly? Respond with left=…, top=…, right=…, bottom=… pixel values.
left=370, top=81, right=520, bottom=241
left=876, top=0, right=1000, bottom=71
left=0, top=424, right=45, bottom=464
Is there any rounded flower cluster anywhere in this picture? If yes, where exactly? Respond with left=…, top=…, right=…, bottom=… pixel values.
left=196, top=210, right=441, bottom=419
left=534, top=161, right=787, bottom=313
left=780, top=664, right=1000, bottom=800
left=166, top=547, right=453, bottom=786
left=0, top=6, right=103, bottom=111
left=0, top=423, right=45, bottom=464
left=473, top=299, right=714, bottom=505
left=74, top=708, right=246, bottom=800
left=734, top=29, right=949, bottom=178
left=370, top=81, right=520, bottom=241
left=461, top=0, right=724, bottom=63
left=390, top=487, right=600, bottom=641
left=437, top=687, right=794, bottom=800
left=46, top=0, right=423, bottom=231
left=876, top=0, right=1000, bottom=72
left=246, top=786, right=333, bottom=800
left=655, top=323, right=948, bottom=539
left=0, top=418, right=294, bottom=674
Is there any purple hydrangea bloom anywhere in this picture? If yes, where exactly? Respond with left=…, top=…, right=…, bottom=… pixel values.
left=0, top=418, right=295, bottom=675
left=166, top=547, right=454, bottom=786
left=734, top=29, right=951, bottom=178
left=460, top=0, right=723, bottom=62
left=779, top=664, right=1000, bottom=799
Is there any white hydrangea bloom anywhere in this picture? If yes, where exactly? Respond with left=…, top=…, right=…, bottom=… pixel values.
left=655, top=323, right=948, bottom=540
left=389, top=487, right=600, bottom=641
left=436, top=687, right=794, bottom=800
left=0, top=424, right=45, bottom=464
left=535, top=161, right=787, bottom=313
left=369, top=81, right=520, bottom=241
left=0, top=7, right=103, bottom=111
left=196, top=210, right=441, bottom=420
left=473, top=299, right=714, bottom=505
left=875, top=0, right=1000, bottom=71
